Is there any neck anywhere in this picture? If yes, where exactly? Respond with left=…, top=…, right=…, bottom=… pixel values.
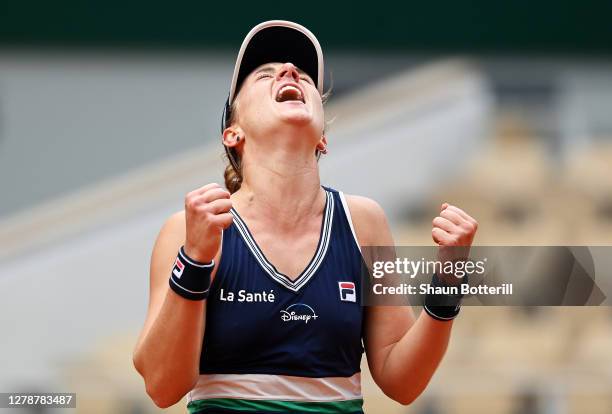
left=233, top=138, right=323, bottom=226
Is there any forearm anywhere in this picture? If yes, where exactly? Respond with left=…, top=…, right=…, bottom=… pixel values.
left=133, top=290, right=205, bottom=407
left=378, top=311, right=453, bottom=404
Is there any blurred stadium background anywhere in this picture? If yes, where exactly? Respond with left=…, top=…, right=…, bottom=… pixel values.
left=1, top=2, right=612, bottom=413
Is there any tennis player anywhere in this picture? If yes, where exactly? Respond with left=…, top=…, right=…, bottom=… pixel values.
left=133, top=20, right=478, bottom=414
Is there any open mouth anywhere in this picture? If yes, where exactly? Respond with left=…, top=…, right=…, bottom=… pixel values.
left=275, top=85, right=305, bottom=103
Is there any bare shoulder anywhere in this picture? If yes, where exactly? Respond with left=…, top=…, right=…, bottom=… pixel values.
left=149, top=210, right=187, bottom=281
left=344, top=194, right=386, bottom=220
left=343, top=194, right=392, bottom=246
left=161, top=210, right=186, bottom=238
left=151, top=210, right=186, bottom=273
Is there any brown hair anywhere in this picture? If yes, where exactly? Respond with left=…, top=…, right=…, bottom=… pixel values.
left=223, top=85, right=333, bottom=194
left=223, top=97, right=243, bottom=194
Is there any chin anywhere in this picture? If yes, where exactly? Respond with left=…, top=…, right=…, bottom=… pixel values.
left=277, top=110, right=315, bottom=126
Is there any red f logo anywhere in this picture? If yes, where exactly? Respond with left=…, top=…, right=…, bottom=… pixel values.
left=173, top=257, right=185, bottom=278
left=339, top=281, right=356, bottom=302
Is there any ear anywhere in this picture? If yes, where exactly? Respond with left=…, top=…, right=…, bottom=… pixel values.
left=222, top=127, right=244, bottom=148
left=316, top=135, right=328, bottom=152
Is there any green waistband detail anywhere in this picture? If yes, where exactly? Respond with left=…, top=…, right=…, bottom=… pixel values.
left=187, top=397, right=364, bottom=413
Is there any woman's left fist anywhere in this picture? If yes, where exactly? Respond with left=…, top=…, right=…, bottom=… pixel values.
left=431, top=203, right=478, bottom=248
left=432, top=203, right=478, bottom=280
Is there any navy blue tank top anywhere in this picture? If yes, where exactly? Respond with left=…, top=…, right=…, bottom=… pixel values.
left=187, top=186, right=365, bottom=414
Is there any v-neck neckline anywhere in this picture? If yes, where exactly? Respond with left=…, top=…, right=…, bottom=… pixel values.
left=229, top=188, right=334, bottom=293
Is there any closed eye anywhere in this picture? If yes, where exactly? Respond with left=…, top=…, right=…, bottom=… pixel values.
left=255, top=71, right=311, bottom=84
left=256, top=73, right=273, bottom=80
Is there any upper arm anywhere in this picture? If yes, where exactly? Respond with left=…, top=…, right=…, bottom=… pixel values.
left=344, top=195, right=416, bottom=383
left=133, top=210, right=187, bottom=362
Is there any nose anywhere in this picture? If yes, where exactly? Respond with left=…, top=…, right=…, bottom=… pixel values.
left=276, top=62, right=300, bottom=83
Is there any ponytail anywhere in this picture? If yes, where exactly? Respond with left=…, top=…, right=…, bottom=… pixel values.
left=224, top=147, right=242, bottom=194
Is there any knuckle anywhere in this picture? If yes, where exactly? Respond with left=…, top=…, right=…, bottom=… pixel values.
left=210, top=189, right=225, bottom=200
left=201, top=203, right=214, bottom=214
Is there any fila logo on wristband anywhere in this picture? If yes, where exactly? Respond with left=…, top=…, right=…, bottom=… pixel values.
left=173, top=257, right=185, bottom=278
left=168, top=246, right=214, bottom=301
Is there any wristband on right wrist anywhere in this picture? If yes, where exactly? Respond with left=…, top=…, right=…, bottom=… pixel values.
left=168, top=246, right=214, bottom=301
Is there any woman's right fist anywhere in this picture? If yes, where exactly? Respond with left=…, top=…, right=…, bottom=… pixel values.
left=183, top=183, right=233, bottom=263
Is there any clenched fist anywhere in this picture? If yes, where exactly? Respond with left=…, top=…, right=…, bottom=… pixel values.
left=431, top=203, right=478, bottom=283
left=183, top=183, right=233, bottom=263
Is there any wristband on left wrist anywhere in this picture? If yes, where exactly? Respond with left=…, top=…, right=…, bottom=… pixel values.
left=423, top=272, right=468, bottom=321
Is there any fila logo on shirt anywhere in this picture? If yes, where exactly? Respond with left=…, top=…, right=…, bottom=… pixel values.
left=338, top=281, right=356, bottom=302
left=172, top=257, right=185, bottom=278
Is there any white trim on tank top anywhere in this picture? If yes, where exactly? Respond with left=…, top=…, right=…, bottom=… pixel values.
left=338, top=191, right=361, bottom=253
left=229, top=189, right=334, bottom=293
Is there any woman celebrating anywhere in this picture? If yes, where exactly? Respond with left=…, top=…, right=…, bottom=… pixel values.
left=133, top=20, right=478, bottom=414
